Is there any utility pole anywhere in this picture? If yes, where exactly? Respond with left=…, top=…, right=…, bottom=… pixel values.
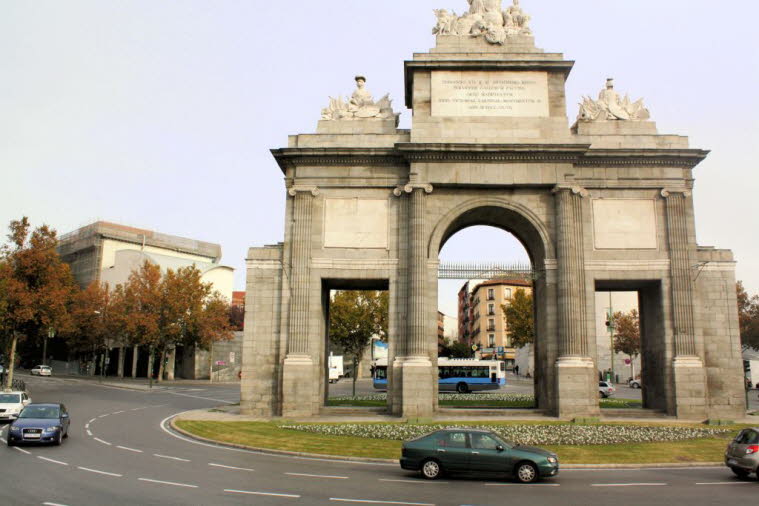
left=606, top=292, right=615, bottom=383
left=43, top=327, right=54, bottom=366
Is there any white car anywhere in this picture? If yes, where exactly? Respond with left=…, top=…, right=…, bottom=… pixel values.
left=599, top=381, right=616, bottom=398
left=30, top=365, right=52, bottom=376
left=629, top=378, right=642, bottom=389
left=0, top=391, right=32, bottom=421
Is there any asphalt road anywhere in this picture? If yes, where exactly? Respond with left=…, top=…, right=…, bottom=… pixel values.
left=1, top=374, right=758, bottom=506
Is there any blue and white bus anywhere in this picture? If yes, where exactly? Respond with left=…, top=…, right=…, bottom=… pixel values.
left=372, top=358, right=506, bottom=393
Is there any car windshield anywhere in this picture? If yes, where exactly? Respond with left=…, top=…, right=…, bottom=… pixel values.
left=19, top=406, right=59, bottom=419
left=0, top=394, right=20, bottom=403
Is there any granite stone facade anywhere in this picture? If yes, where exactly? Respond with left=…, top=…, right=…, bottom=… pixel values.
left=241, top=19, right=745, bottom=420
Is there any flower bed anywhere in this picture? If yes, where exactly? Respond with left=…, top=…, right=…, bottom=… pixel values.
left=280, top=423, right=730, bottom=446
left=328, top=393, right=641, bottom=409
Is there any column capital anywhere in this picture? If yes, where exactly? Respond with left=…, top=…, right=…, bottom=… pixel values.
left=288, top=186, right=320, bottom=197
left=660, top=189, right=692, bottom=199
left=403, top=183, right=433, bottom=195
left=552, top=184, right=589, bottom=198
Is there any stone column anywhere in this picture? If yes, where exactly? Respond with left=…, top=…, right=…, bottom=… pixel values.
left=553, top=186, right=597, bottom=418
left=662, top=190, right=707, bottom=418
left=282, top=186, right=319, bottom=417
left=166, top=347, right=176, bottom=381
left=131, top=345, right=139, bottom=378
left=395, top=184, right=435, bottom=418
left=117, top=347, right=125, bottom=378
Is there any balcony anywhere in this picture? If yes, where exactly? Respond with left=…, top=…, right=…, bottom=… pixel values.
left=486, top=326, right=495, bottom=332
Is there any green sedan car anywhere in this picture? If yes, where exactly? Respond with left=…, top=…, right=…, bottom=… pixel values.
left=400, top=429, right=559, bottom=483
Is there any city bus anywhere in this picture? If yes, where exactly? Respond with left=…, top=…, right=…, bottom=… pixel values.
left=372, top=358, right=506, bottom=393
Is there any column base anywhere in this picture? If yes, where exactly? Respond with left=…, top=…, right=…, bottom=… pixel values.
left=555, top=357, right=599, bottom=419
left=672, top=356, right=707, bottom=420
left=393, top=357, right=435, bottom=419
left=281, top=355, right=317, bottom=417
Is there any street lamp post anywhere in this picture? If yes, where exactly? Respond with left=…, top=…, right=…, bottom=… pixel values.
left=43, top=327, right=55, bottom=366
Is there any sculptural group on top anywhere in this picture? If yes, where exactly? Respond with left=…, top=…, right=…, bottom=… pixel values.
left=433, top=0, right=532, bottom=45
left=321, top=76, right=398, bottom=122
left=578, top=79, right=651, bottom=122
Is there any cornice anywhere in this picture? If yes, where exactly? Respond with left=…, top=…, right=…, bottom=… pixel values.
left=395, top=142, right=590, bottom=163
left=577, top=149, right=710, bottom=168
left=271, top=148, right=406, bottom=173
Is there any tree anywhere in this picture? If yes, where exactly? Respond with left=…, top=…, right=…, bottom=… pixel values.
left=612, top=309, right=640, bottom=380
left=737, top=281, right=759, bottom=350
left=329, top=290, right=388, bottom=397
left=448, top=340, right=474, bottom=359
left=67, top=282, right=124, bottom=375
left=501, top=288, right=534, bottom=349
left=0, top=218, right=77, bottom=388
left=229, top=304, right=245, bottom=331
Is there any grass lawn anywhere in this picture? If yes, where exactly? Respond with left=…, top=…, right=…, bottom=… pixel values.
left=325, top=398, right=642, bottom=409
left=175, top=420, right=741, bottom=464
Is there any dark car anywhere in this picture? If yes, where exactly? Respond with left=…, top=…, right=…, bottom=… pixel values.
left=400, top=428, right=559, bottom=483
left=7, top=403, right=70, bottom=446
left=725, top=427, right=759, bottom=478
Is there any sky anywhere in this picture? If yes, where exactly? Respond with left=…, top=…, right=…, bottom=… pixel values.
left=2, top=0, right=758, bottom=313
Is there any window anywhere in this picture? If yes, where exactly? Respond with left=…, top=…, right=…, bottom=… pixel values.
left=488, top=304, right=495, bottom=315
left=489, top=334, right=495, bottom=347
left=504, top=288, right=512, bottom=298
left=488, top=318, right=495, bottom=331
left=438, top=432, right=468, bottom=449
left=471, top=433, right=500, bottom=450
left=487, top=288, right=494, bottom=300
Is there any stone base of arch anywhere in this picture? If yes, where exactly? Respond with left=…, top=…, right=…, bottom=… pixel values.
left=672, top=356, right=708, bottom=419
left=391, top=356, right=436, bottom=419
left=282, top=355, right=316, bottom=418
left=555, top=357, right=600, bottom=418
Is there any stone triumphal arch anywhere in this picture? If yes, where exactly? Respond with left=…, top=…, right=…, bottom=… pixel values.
left=241, top=0, right=745, bottom=420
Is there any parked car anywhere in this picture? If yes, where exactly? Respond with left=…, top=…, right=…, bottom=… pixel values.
left=0, top=391, right=32, bottom=421
left=7, top=403, right=70, bottom=446
left=629, top=378, right=642, bottom=389
left=30, top=365, right=52, bottom=376
left=400, top=428, right=559, bottom=483
left=725, top=428, right=759, bottom=478
left=599, top=381, right=615, bottom=398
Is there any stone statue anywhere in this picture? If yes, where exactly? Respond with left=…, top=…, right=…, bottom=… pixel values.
left=578, top=79, right=651, bottom=122
left=432, top=0, right=532, bottom=45
left=321, top=76, right=399, bottom=122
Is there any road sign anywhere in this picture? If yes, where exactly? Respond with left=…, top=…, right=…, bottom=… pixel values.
left=624, top=358, right=631, bottom=365
left=215, top=360, right=226, bottom=366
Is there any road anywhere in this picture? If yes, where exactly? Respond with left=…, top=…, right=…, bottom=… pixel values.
left=1, top=373, right=757, bottom=506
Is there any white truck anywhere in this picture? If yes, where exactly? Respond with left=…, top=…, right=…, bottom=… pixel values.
left=328, top=354, right=344, bottom=384
left=746, top=359, right=759, bottom=389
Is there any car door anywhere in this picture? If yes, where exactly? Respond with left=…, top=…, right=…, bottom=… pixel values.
left=469, top=433, right=509, bottom=473
left=435, top=432, right=471, bottom=471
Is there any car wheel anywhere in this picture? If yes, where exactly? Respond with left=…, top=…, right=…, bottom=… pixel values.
left=456, top=382, right=469, bottom=394
left=421, top=459, right=442, bottom=480
left=53, top=432, right=62, bottom=446
left=515, top=461, right=539, bottom=483
left=730, top=467, right=750, bottom=479
left=7, top=438, right=14, bottom=447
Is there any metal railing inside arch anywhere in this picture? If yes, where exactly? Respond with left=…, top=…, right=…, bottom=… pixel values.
left=437, top=261, right=538, bottom=281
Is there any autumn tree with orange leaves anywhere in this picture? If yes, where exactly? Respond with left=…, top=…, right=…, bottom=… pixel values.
left=0, top=218, right=77, bottom=388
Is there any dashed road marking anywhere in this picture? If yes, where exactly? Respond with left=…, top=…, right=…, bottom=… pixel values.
left=13, top=446, right=31, bottom=455
left=330, top=499, right=435, bottom=505
left=78, top=466, right=122, bottom=477
left=43, top=502, right=70, bottom=506
left=138, top=478, right=198, bottom=488
left=286, top=472, right=348, bottom=479
left=695, top=482, right=752, bottom=485
left=98, top=414, right=108, bottom=418
left=112, top=410, right=125, bottom=414
left=86, top=429, right=93, bottom=436
left=484, top=483, right=560, bottom=487
left=38, top=456, right=68, bottom=466
left=93, top=437, right=111, bottom=446
left=225, top=489, right=300, bottom=498
left=117, top=445, right=143, bottom=453
left=84, top=424, right=89, bottom=429
left=154, top=453, right=190, bottom=462
left=378, top=479, right=449, bottom=485
left=209, top=463, right=255, bottom=472
left=591, top=483, right=667, bottom=487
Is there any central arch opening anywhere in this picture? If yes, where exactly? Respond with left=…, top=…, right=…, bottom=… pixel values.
left=433, top=202, right=551, bottom=412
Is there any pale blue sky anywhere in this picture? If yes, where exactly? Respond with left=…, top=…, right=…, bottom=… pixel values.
left=2, top=1, right=758, bottom=309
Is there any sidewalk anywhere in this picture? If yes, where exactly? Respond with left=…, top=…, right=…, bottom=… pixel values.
left=16, top=370, right=238, bottom=392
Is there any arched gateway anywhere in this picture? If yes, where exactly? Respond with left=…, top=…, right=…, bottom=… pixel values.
left=241, top=1, right=745, bottom=420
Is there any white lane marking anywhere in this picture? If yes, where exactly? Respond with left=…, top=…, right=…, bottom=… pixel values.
left=330, top=499, right=435, bottom=505
left=117, top=445, right=143, bottom=453
left=209, top=463, right=254, bottom=472
left=38, top=456, right=69, bottom=466
left=93, top=437, right=111, bottom=446
left=98, top=414, right=108, bottom=418
left=86, top=430, right=93, bottom=436
left=154, top=453, right=190, bottom=462
left=378, top=479, right=449, bottom=485
left=138, top=478, right=198, bottom=488
left=112, top=410, right=125, bottom=414
left=13, top=446, right=31, bottom=455
left=84, top=424, right=90, bottom=429
left=591, top=483, right=667, bottom=487
left=0, top=437, right=5, bottom=443
left=159, top=391, right=235, bottom=404
left=696, top=482, right=753, bottom=485
left=43, top=502, right=70, bottom=506
left=88, top=418, right=96, bottom=424
left=78, top=466, right=122, bottom=477
left=286, top=472, right=348, bottom=479
left=225, top=489, right=300, bottom=498
left=484, top=483, right=560, bottom=487
left=159, top=411, right=394, bottom=467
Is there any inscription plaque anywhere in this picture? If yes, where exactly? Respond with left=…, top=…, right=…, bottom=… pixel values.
left=324, top=198, right=388, bottom=249
left=431, top=71, right=549, bottom=117
left=592, top=199, right=658, bottom=250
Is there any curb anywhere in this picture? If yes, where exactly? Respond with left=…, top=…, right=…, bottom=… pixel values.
left=168, top=415, right=725, bottom=470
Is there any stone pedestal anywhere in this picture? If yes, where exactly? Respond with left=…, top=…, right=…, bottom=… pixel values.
left=672, top=356, right=708, bottom=419
left=282, top=355, right=316, bottom=417
left=396, top=357, right=435, bottom=419
left=117, top=347, right=125, bottom=378
left=556, top=357, right=599, bottom=418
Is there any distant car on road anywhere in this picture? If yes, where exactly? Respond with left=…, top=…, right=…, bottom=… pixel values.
left=725, top=427, right=759, bottom=479
left=7, top=403, right=70, bottom=446
left=400, top=428, right=559, bottom=483
left=30, top=365, right=52, bottom=376
left=629, top=378, right=642, bottom=389
left=599, top=381, right=615, bottom=398
left=0, top=391, right=32, bottom=421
